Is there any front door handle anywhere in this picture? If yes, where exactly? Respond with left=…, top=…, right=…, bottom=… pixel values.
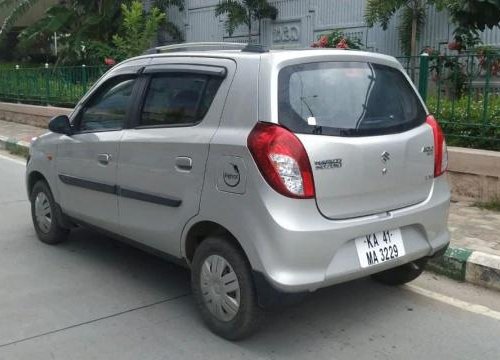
left=97, top=153, right=112, bottom=165
left=175, top=156, right=192, bottom=171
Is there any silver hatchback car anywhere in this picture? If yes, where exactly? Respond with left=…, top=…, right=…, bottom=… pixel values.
left=26, top=43, right=450, bottom=340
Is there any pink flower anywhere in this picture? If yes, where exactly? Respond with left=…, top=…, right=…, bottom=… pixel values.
left=448, top=41, right=462, bottom=51
left=104, top=57, right=116, bottom=66
left=318, top=35, right=329, bottom=48
left=311, top=35, right=329, bottom=48
left=336, top=38, right=349, bottom=49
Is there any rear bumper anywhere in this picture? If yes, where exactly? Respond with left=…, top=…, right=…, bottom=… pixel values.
left=249, top=175, right=451, bottom=293
left=252, top=244, right=449, bottom=308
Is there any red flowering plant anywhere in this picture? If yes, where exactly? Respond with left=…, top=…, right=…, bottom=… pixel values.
left=424, top=47, right=468, bottom=98
left=104, top=57, right=117, bottom=66
left=426, top=43, right=500, bottom=99
left=475, top=46, right=500, bottom=77
left=311, top=30, right=362, bottom=50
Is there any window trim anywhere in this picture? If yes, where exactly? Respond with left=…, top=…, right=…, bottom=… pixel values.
left=130, top=70, right=223, bottom=129
left=143, top=64, right=227, bottom=78
left=71, top=75, right=140, bottom=134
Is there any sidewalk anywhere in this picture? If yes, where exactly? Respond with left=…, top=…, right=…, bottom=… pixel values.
left=449, top=202, right=500, bottom=257
left=0, top=119, right=46, bottom=156
left=0, top=119, right=499, bottom=291
left=428, top=201, right=500, bottom=291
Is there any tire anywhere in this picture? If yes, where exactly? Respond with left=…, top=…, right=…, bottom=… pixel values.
left=30, top=180, right=69, bottom=245
left=371, top=258, right=427, bottom=286
left=191, top=237, right=263, bottom=340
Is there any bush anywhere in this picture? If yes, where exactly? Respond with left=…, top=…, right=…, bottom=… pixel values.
left=311, top=30, right=363, bottom=49
left=427, top=95, right=500, bottom=151
left=112, top=1, right=166, bottom=60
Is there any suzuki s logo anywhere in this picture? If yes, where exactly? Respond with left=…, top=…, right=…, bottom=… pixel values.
left=381, top=151, right=391, bottom=163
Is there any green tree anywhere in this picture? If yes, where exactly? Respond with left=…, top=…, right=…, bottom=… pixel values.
left=152, top=0, right=185, bottom=42
left=437, top=0, right=500, bottom=49
left=365, top=0, right=447, bottom=79
left=449, top=0, right=500, bottom=31
left=17, top=0, right=129, bottom=64
left=365, top=0, right=436, bottom=58
left=153, top=0, right=185, bottom=11
left=215, top=0, right=278, bottom=42
left=0, top=0, right=41, bottom=39
left=112, top=1, right=165, bottom=60
left=6, top=0, right=183, bottom=64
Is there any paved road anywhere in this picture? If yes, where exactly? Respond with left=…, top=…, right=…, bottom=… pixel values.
left=1, top=151, right=500, bottom=360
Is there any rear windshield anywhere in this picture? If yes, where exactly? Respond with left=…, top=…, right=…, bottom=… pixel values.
left=278, top=62, right=426, bottom=136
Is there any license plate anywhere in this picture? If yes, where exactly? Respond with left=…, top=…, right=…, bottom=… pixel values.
left=355, top=229, right=405, bottom=268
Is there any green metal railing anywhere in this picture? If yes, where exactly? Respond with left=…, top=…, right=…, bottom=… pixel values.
left=398, top=54, right=500, bottom=151
left=0, top=57, right=499, bottom=150
left=0, top=65, right=108, bottom=108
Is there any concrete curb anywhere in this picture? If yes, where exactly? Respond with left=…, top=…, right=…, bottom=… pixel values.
left=428, top=246, right=500, bottom=292
left=0, top=135, right=30, bottom=158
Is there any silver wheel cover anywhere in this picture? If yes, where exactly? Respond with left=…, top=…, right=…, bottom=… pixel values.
left=200, top=254, right=241, bottom=322
left=34, top=192, right=52, bottom=234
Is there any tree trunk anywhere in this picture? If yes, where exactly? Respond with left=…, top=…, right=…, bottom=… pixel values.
left=248, top=10, right=252, bottom=43
left=410, top=10, right=418, bottom=81
left=258, top=17, right=261, bottom=44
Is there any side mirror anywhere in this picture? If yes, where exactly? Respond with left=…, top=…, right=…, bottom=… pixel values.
left=48, top=115, right=72, bottom=136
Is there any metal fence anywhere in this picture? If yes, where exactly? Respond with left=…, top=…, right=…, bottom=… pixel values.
left=399, top=54, right=500, bottom=151
left=0, top=65, right=108, bottom=108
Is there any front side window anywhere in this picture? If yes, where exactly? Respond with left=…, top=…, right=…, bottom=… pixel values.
left=139, top=74, right=222, bottom=127
left=278, top=62, right=426, bottom=136
left=79, top=77, right=136, bottom=132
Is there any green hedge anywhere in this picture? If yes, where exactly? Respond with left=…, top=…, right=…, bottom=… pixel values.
left=427, top=95, right=500, bottom=151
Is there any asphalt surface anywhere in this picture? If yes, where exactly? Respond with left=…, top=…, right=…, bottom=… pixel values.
left=1, top=151, right=500, bottom=360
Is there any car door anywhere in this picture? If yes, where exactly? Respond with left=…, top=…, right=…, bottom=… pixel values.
left=56, top=75, right=139, bottom=232
left=116, top=58, right=235, bottom=256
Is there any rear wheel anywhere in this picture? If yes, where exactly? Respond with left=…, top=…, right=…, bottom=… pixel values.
left=371, top=259, right=427, bottom=286
left=191, top=237, right=262, bottom=340
left=30, top=180, right=69, bottom=245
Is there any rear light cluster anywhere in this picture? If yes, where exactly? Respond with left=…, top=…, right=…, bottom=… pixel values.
left=426, top=115, right=448, bottom=177
left=247, top=122, right=315, bottom=199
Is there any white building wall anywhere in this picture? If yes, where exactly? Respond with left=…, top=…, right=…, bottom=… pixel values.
left=160, top=0, right=500, bottom=57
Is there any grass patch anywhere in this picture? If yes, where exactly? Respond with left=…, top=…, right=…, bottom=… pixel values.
left=5, top=141, right=29, bottom=159
left=472, top=199, right=500, bottom=212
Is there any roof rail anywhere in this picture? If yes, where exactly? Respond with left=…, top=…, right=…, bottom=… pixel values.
left=241, top=44, right=268, bottom=53
left=142, top=42, right=268, bottom=54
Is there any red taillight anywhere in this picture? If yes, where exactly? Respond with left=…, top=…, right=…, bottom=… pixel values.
left=247, top=122, right=315, bottom=199
left=426, top=115, right=448, bottom=177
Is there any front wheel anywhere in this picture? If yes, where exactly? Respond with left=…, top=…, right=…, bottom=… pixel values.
left=30, top=180, right=69, bottom=245
left=371, top=259, right=427, bottom=286
left=191, top=237, right=263, bottom=340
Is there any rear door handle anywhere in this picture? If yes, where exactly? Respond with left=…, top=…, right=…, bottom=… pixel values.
left=97, top=153, right=112, bottom=165
left=175, top=156, right=192, bottom=171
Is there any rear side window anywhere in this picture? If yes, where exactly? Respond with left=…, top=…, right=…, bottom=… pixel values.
left=278, top=62, right=426, bottom=136
left=139, top=74, right=222, bottom=127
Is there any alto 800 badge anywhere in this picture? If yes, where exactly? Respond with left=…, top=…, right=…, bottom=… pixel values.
left=315, top=159, right=343, bottom=170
